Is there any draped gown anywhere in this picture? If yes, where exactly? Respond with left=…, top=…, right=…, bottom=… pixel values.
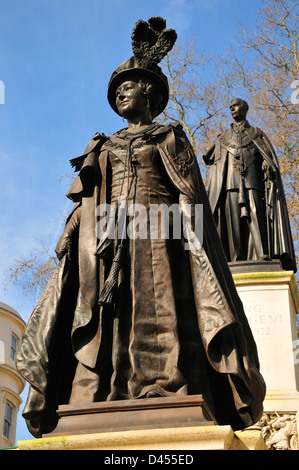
left=69, top=124, right=213, bottom=403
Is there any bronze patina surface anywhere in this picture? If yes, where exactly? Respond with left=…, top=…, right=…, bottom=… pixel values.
left=17, top=18, right=266, bottom=438
left=204, top=98, right=296, bottom=272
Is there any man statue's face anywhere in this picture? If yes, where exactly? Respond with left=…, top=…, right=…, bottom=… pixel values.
left=230, top=100, right=247, bottom=121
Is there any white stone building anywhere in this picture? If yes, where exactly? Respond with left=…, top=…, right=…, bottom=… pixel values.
left=0, top=302, right=26, bottom=448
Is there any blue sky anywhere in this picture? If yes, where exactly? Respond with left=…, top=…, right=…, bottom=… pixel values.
left=0, top=0, right=261, bottom=443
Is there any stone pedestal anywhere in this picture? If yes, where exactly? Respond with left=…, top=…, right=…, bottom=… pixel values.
left=43, top=395, right=214, bottom=437
left=231, top=262, right=299, bottom=449
left=16, top=394, right=266, bottom=450
left=17, top=426, right=266, bottom=450
left=232, top=265, right=299, bottom=407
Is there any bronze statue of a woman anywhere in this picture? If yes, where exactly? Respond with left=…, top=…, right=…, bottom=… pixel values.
left=17, top=17, right=265, bottom=437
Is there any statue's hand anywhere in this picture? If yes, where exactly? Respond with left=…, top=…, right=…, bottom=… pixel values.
left=55, top=234, right=73, bottom=261
left=55, top=206, right=81, bottom=261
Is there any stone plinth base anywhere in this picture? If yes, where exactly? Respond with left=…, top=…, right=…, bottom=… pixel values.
left=43, top=395, right=214, bottom=437
left=232, top=269, right=299, bottom=400
left=231, top=266, right=299, bottom=449
left=17, top=395, right=267, bottom=450
left=263, top=391, right=299, bottom=413
left=17, top=425, right=267, bottom=450
left=229, top=259, right=283, bottom=274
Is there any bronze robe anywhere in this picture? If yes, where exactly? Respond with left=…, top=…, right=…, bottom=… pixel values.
left=204, top=123, right=296, bottom=271
left=17, top=123, right=266, bottom=437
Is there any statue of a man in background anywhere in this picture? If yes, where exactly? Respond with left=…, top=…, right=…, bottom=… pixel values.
left=203, top=98, right=296, bottom=272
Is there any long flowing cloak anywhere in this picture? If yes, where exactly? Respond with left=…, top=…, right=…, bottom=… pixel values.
left=17, top=124, right=266, bottom=437
left=204, top=125, right=296, bottom=272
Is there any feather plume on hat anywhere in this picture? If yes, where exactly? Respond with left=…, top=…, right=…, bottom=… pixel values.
left=108, top=17, right=177, bottom=118
left=131, top=17, right=177, bottom=69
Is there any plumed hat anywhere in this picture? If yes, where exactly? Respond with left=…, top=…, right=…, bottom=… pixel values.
left=108, top=17, right=177, bottom=118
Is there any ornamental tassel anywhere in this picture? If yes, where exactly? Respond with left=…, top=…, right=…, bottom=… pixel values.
left=96, top=201, right=119, bottom=259
left=98, top=243, right=124, bottom=306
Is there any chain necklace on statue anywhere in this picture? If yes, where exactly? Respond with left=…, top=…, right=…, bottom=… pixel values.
left=116, top=122, right=159, bottom=140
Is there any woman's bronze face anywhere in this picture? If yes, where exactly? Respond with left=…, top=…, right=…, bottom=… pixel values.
left=115, top=80, right=148, bottom=119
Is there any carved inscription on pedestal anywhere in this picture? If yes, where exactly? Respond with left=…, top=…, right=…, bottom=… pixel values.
left=244, top=304, right=283, bottom=337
